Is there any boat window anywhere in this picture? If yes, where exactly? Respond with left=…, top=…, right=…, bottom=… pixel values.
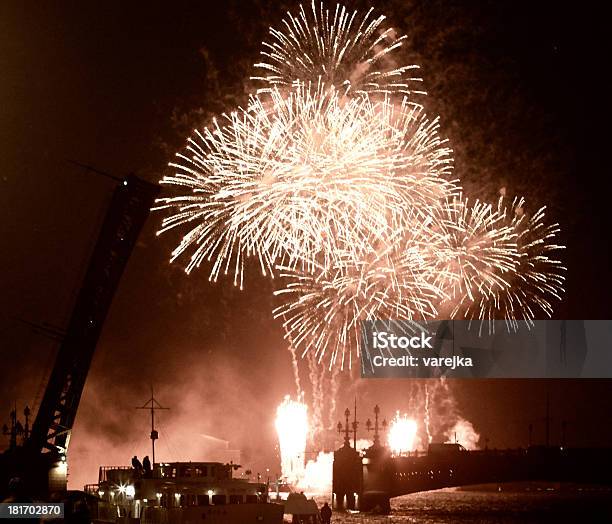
left=197, top=495, right=209, bottom=506
left=181, top=466, right=192, bottom=477
left=229, top=495, right=242, bottom=504
left=171, top=467, right=177, bottom=478
left=211, top=494, right=226, bottom=505
left=245, top=495, right=258, bottom=504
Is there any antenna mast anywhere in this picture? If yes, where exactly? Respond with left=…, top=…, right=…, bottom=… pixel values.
left=352, top=398, right=358, bottom=449
left=136, top=388, right=169, bottom=465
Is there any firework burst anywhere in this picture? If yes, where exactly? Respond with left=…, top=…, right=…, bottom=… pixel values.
left=458, top=197, right=566, bottom=328
left=156, top=83, right=454, bottom=287
left=273, top=219, right=446, bottom=369
left=273, top=193, right=566, bottom=365
left=156, top=1, right=567, bottom=370
left=431, top=194, right=520, bottom=318
left=253, top=1, right=424, bottom=98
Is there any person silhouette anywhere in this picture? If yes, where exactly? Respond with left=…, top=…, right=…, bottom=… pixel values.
left=320, top=502, right=332, bottom=524
left=142, top=455, right=152, bottom=476
left=131, top=456, right=143, bottom=474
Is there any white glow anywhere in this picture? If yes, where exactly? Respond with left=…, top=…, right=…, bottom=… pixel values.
left=296, top=451, right=333, bottom=495
left=444, top=418, right=480, bottom=450
left=125, top=485, right=135, bottom=498
left=275, top=395, right=308, bottom=485
left=388, top=412, right=418, bottom=455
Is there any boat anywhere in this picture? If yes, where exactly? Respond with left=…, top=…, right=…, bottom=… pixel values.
left=82, top=392, right=284, bottom=523
left=85, top=460, right=284, bottom=524
left=279, top=492, right=322, bottom=523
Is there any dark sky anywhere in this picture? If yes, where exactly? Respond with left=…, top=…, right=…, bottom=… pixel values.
left=1, top=1, right=611, bottom=489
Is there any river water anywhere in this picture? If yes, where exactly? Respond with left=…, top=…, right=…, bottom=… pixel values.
left=322, top=488, right=612, bottom=523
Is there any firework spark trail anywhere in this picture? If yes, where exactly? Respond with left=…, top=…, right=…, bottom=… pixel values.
left=307, top=351, right=324, bottom=446
left=301, top=351, right=343, bottom=444
left=327, top=364, right=342, bottom=431
left=253, top=0, right=425, bottom=98
left=424, top=383, right=432, bottom=444
left=432, top=378, right=466, bottom=442
left=287, top=339, right=302, bottom=398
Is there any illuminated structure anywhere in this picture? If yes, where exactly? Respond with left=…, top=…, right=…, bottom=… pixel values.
left=87, top=461, right=282, bottom=524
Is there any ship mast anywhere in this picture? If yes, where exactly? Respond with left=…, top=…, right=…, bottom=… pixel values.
left=137, top=388, right=168, bottom=465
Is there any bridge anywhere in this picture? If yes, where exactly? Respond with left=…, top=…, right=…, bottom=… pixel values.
left=332, top=409, right=612, bottom=513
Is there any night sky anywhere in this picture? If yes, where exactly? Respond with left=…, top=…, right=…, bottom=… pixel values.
left=1, top=1, right=611, bottom=489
